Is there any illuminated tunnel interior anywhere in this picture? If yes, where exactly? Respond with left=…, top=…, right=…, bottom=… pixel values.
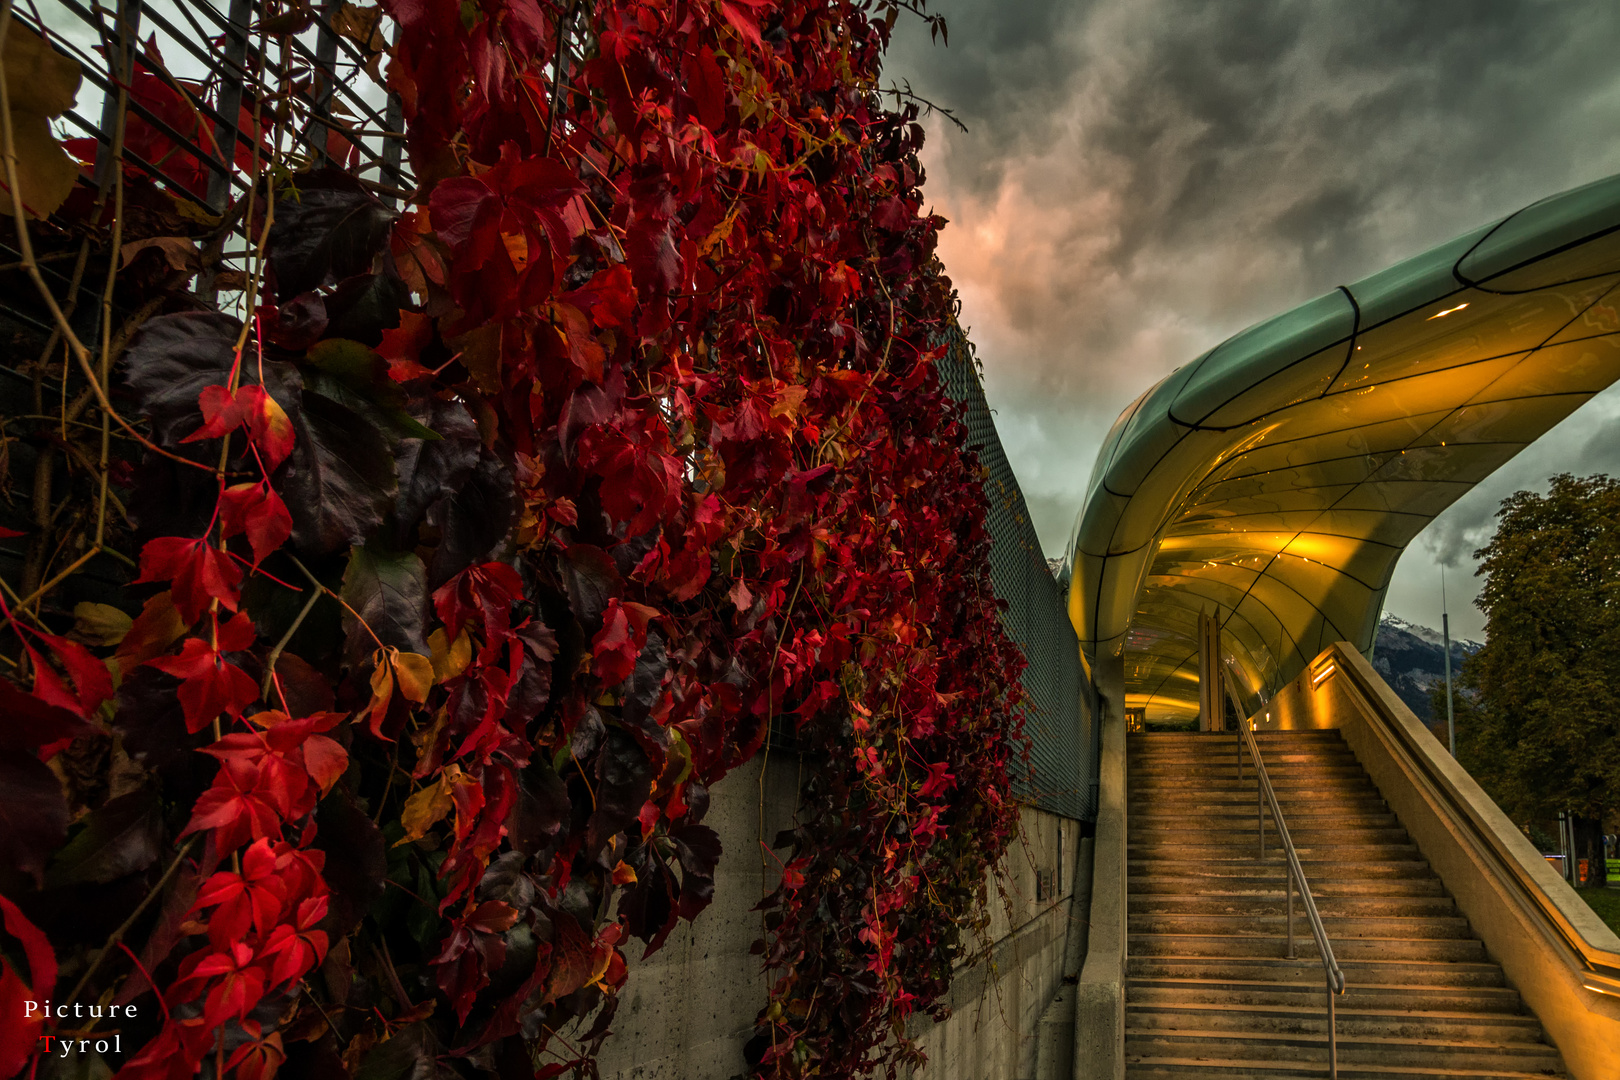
left=1066, top=172, right=1620, bottom=722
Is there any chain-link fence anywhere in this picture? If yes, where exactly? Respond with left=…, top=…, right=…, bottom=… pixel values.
left=937, top=331, right=1094, bottom=821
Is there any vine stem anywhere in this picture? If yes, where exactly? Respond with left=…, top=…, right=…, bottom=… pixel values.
left=757, top=563, right=806, bottom=900
left=62, top=836, right=199, bottom=1016
left=93, top=0, right=133, bottom=550
left=261, top=582, right=323, bottom=698
left=0, top=10, right=212, bottom=475
left=0, top=549, right=102, bottom=639
left=288, top=554, right=386, bottom=650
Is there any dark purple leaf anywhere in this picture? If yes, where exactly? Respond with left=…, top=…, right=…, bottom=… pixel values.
left=45, top=787, right=163, bottom=888
left=559, top=543, right=621, bottom=634
left=314, top=786, right=386, bottom=937
left=340, top=542, right=429, bottom=668
left=269, top=169, right=396, bottom=301
left=279, top=389, right=397, bottom=555
left=392, top=399, right=480, bottom=547
left=427, top=448, right=517, bottom=587
left=0, top=753, right=68, bottom=887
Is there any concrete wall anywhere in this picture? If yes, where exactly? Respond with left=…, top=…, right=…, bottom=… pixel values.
left=1253, top=645, right=1620, bottom=1080
left=597, top=753, right=802, bottom=1080
left=904, top=807, right=1082, bottom=1080
left=1073, top=650, right=1126, bottom=1080
left=597, top=752, right=1086, bottom=1080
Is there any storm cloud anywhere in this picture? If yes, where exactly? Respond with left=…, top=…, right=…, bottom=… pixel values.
left=885, top=0, right=1620, bottom=637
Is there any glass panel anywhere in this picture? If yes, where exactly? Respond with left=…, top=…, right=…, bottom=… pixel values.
left=1347, top=222, right=1494, bottom=329
left=1176, top=483, right=1357, bottom=522
left=1425, top=394, right=1591, bottom=445
left=1171, top=290, right=1355, bottom=425
left=1366, top=443, right=1522, bottom=484
left=1457, top=172, right=1620, bottom=286
left=1336, top=479, right=1472, bottom=516
left=1334, top=277, right=1616, bottom=393
left=1547, top=283, right=1620, bottom=344
left=1190, top=340, right=1349, bottom=430
left=1470, top=335, right=1620, bottom=400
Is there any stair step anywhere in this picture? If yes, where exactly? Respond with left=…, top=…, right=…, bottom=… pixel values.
left=1130, top=895, right=1456, bottom=918
left=1129, top=793, right=1390, bottom=809
left=1124, top=1029, right=1561, bottom=1070
left=1129, top=933, right=1487, bottom=962
left=1131, top=859, right=1434, bottom=879
left=1131, top=827, right=1413, bottom=845
left=1130, top=913, right=1474, bottom=940
left=1128, top=765, right=1367, bottom=779
left=1132, top=812, right=1399, bottom=827
left=1130, top=876, right=1447, bottom=897
left=1125, top=1055, right=1562, bottom=1078
left=1126, top=956, right=1508, bottom=987
left=1122, top=730, right=1564, bottom=1077
left=1129, top=844, right=1424, bottom=862
left=1125, top=978, right=1523, bottom=1013
left=1126, top=1001, right=1545, bottom=1042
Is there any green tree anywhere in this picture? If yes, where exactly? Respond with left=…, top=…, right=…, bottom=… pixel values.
left=1452, top=473, right=1620, bottom=888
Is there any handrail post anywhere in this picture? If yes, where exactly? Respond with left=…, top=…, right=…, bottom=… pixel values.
left=1287, top=867, right=1295, bottom=959
left=1236, top=717, right=1243, bottom=781
left=1329, top=984, right=1338, bottom=1080
left=1257, top=761, right=1265, bottom=860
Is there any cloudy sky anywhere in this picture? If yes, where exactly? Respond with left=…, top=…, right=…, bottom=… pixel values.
left=885, top=0, right=1620, bottom=639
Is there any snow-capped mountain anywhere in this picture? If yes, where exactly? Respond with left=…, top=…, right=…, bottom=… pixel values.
left=1372, top=614, right=1481, bottom=722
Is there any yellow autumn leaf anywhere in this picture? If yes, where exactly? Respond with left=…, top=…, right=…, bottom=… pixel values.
left=71, top=602, right=132, bottom=647
left=1, top=26, right=82, bottom=220
left=397, top=774, right=454, bottom=845
left=427, top=627, right=473, bottom=683
left=393, top=651, right=434, bottom=703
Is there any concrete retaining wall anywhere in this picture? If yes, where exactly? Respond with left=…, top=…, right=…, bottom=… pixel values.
left=596, top=753, right=1086, bottom=1080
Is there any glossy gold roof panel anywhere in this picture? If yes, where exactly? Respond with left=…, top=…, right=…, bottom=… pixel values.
left=1067, top=172, right=1620, bottom=720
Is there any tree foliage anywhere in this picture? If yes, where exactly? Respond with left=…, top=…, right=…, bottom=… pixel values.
left=0, top=1, right=1027, bottom=1078
left=1453, top=473, right=1620, bottom=885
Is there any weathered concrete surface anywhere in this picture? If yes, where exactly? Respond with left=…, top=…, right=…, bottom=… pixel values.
left=904, top=808, right=1082, bottom=1080
left=1033, top=836, right=1093, bottom=1080
left=596, top=753, right=800, bottom=1080
left=597, top=752, right=1086, bottom=1080
left=1254, top=644, right=1620, bottom=1080
left=1074, top=651, right=1125, bottom=1080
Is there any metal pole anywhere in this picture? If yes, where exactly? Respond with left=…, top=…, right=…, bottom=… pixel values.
left=1287, top=868, right=1295, bottom=959
left=205, top=0, right=253, bottom=212
left=1258, top=765, right=1265, bottom=860
left=1443, top=570, right=1456, bottom=757
left=1329, top=987, right=1338, bottom=1079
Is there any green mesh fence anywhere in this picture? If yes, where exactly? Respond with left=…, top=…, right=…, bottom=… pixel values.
left=937, top=331, right=1094, bottom=821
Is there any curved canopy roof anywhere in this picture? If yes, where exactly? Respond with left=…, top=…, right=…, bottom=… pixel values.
left=1067, top=172, right=1620, bottom=720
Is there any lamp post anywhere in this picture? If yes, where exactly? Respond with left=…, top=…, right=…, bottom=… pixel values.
left=1442, top=567, right=1456, bottom=757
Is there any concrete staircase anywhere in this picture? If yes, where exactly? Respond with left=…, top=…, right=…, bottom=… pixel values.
left=1124, top=730, right=1566, bottom=1079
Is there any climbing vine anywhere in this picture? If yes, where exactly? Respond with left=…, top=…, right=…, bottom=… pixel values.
left=0, top=1, right=1025, bottom=1078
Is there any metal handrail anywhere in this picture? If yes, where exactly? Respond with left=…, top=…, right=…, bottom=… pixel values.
left=1237, top=718, right=1348, bottom=1077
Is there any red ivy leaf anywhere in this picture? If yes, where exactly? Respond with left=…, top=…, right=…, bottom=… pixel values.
left=181, top=759, right=284, bottom=853
left=238, top=385, right=296, bottom=470
left=590, top=599, right=657, bottom=686
left=146, top=613, right=259, bottom=732
left=219, top=481, right=293, bottom=565
left=136, top=536, right=243, bottom=625
left=0, top=898, right=53, bottom=1075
